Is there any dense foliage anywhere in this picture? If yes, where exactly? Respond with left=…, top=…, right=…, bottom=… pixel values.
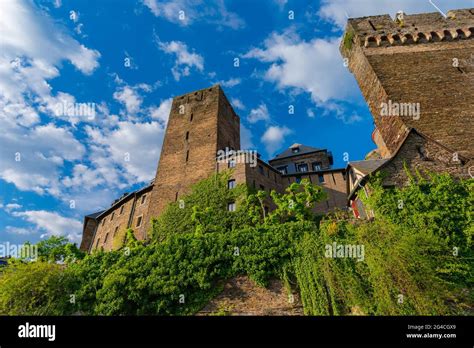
left=0, top=172, right=472, bottom=316
left=0, top=261, right=74, bottom=315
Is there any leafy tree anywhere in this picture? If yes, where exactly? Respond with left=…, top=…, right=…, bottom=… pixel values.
left=0, top=172, right=471, bottom=316
left=34, top=236, right=84, bottom=263
left=152, top=172, right=257, bottom=241
left=269, top=179, right=327, bottom=223
left=361, top=172, right=474, bottom=249
left=0, top=261, right=74, bottom=315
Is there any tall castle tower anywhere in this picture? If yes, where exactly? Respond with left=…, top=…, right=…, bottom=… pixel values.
left=340, top=9, right=474, bottom=159
left=142, top=84, right=240, bottom=233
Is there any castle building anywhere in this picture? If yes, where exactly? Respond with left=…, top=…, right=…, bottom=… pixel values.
left=80, top=85, right=347, bottom=252
left=80, top=8, right=474, bottom=251
left=341, top=8, right=474, bottom=217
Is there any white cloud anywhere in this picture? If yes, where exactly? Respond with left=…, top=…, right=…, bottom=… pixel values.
left=274, top=0, right=287, bottom=9
left=318, top=0, right=473, bottom=29
left=149, top=98, right=173, bottom=125
left=113, top=86, right=143, bottom=115
left=244, top=29, right=357, bottom=104
left=62, top=164, right=105, bottom=189
left=156, top=37, right=204, bottom=81
left=0, top=123, right=85, bottom=195
left=307, top=109, right=315, bottom=118
left=86, top=121, right=165, bottom=183
left=247, top=104, right=270, bottom=124
left=218, top=78, right=241, bottom=88
left=5, top=226, right=35, bottom=235
left=0, top=0, right=101, bottom=196
left=240, top=124, right=255, bottom=150
left=0, top=1, right=99, bottom=75
left=0, top=0, right=100, bottom=131
left=12, top=210, right=83, bottom=243
left=231, top=98, right=246, bottom=110
left=112, top=83, right=155, bottom=117
left=322, top=101, right=363, bottom=124
left=4, top=203, right=22, bottom=213
left=143, top=0, right=245, bottom=29
left=261, top=125, right=292, bottom=156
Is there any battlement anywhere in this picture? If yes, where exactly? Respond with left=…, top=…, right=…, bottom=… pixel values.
left=341, top=8, right=474, bottom=52
left=173, top=84, right=221, bottom=102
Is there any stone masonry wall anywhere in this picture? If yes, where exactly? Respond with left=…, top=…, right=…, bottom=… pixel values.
left=143, top=85, right=238, bottom=235
left=381, top=131, right=471, bottom=187
left=341, top=9, right=474, bottom=159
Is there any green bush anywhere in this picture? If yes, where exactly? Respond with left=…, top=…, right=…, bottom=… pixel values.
left=0, top=261, right=74, bottom=315
left=70, top=221, right=312, bottom=315
left=0, top=172, right=471, bottom=316
left=293, top=218, right=469, bottom=315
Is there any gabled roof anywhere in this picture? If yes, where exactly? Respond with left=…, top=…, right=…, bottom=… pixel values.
left=346, top=127, right=469, bottom=202
left=85, top=210, right=104, bottom=220
left=269, top=144, right=324, bottom=162
left=347, top=159, right=389, bottom=175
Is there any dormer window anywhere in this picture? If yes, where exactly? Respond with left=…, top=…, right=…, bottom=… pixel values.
left=312, top=162, right=322, bottom=171
left=292, top=147, right=300, bottom=154
left=296, top=163, right=308, bottom=173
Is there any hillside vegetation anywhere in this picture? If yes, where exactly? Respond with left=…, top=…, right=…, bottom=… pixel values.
left=0, top=171, right=472, bottom=315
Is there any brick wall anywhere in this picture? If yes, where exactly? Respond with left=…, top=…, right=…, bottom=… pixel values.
left=341, top=9, right=474, bottom=159
left=381, top=131, right=470, bottom=186
left=144, top=85, right=239, bottom=234
left=269, top=151, right=332, bottom=173
left=89, top=185, right=153, bottom=252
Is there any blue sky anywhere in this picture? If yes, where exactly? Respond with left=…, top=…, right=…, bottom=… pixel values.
left=0, top=0, right=471, bottom=246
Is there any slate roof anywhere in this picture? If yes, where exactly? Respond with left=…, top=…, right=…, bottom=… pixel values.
left=348, top=159, right=389, bottom=175
left=270, top=143, right=323, bottom=161
left=85, top=210, right=105, bottom=220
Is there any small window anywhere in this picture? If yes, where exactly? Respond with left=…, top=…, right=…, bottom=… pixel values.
left=119, top=205, right=124, bottom=215
left=175, top=192, right=179, bottom=201
left=312, top=162, right=322, bottom=171
left=190, top=113, right=193, bottom=122
left=318, top=174, right=325, bottom=183
left=141, top=195, right=146, bottom=205
left=185, top=131, right=189, bottom=141
left=227, top=202, right=236, bottom=212
left=104, top=232, right=109, bottom=244
left=295, top=177, right=301, bottom=184
left=101, top=218, right=106, bottom=226
left=95, top=238, right=100, bottom=248
left=111, top=212, right=115, bottom=221
left=277, top=166, right=288, bottom=175
left=228, top=159, right=236, bottom=168
left=258, top=165, right=264, bottom=175
left=228, top=179, right=236, bottom=189
left=185, top=150, right=189, bottom=162
left=259, top=184, right=265, bottom=191
left=136, top=215, right=143, bottom=227
left=296, top=163, right=308, bottom=173
left=113, top=226, right=119, bottom=236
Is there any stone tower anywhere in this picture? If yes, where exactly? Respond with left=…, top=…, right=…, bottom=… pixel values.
left=143, top=84, right=240, bottom=233
left=340, top=9, right=474, bottom=159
